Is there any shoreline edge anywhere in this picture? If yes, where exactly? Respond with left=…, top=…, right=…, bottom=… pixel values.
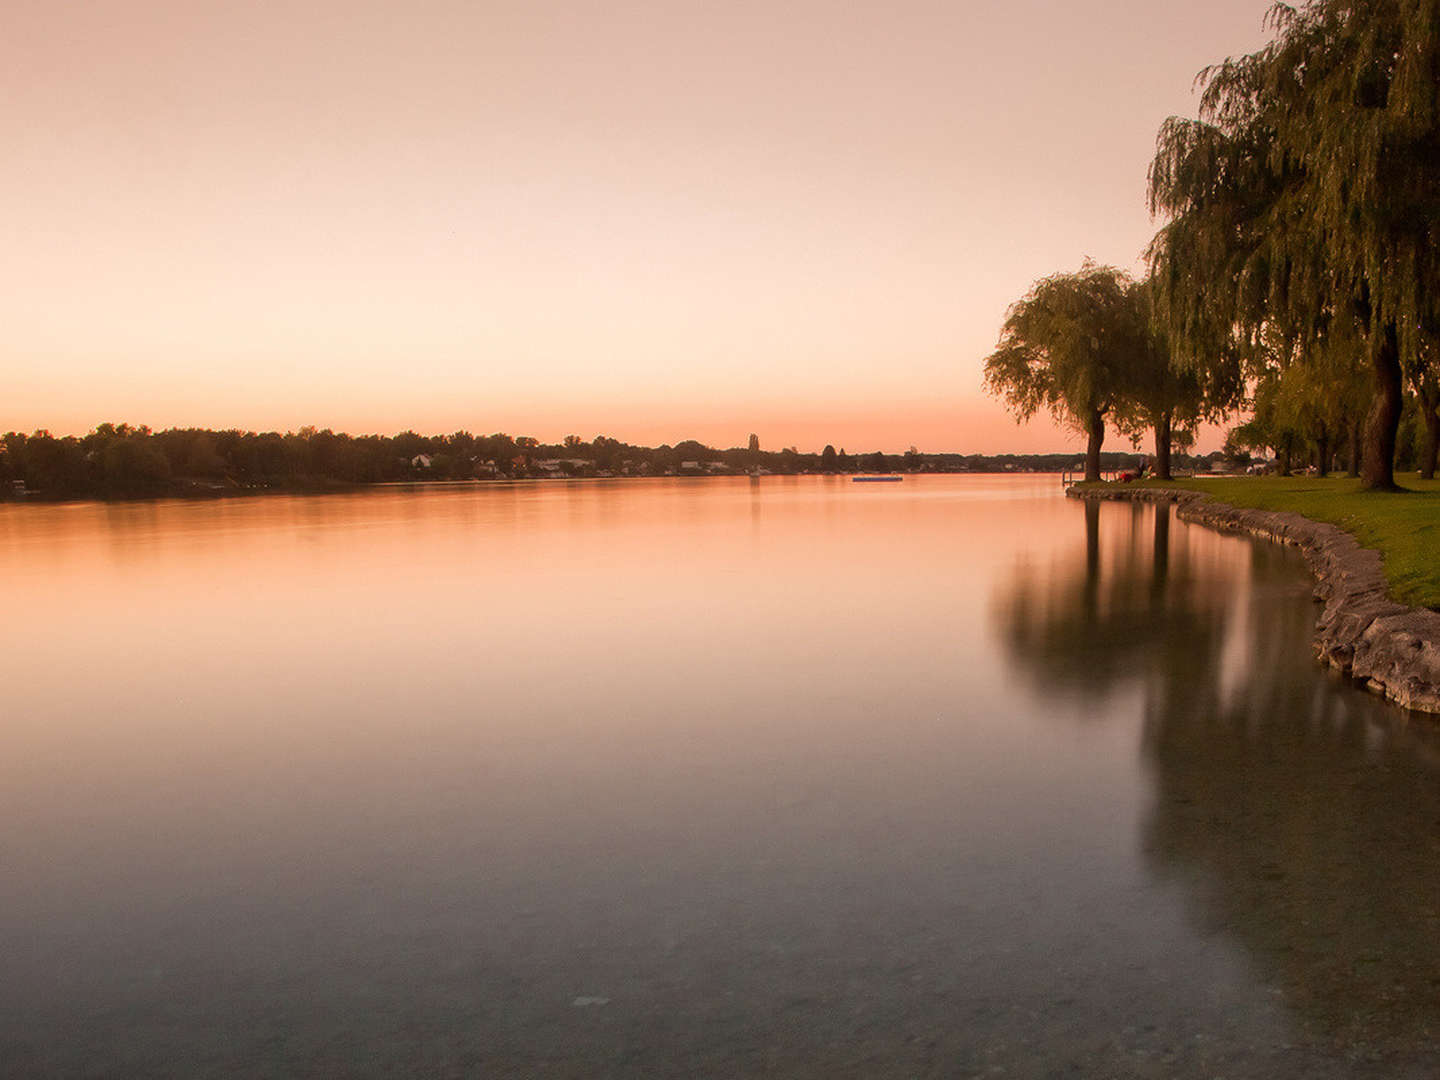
left=1067, top=484, right=1440, bottom=716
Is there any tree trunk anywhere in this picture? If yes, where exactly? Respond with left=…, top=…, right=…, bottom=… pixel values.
left=1346, top=418, right=1361, bottom=478
left=1315, top=427, right=1329, bottom=478
left=1421, top=388, right=1440, bottom=481
left=1361, top=325, right=1403, bottom=490
left=1152, top=411, right=1172, bottom=480
left=1084, top=410, right=1105, bottom=482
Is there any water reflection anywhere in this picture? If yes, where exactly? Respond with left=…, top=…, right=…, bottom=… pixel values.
left=998, top=497, right=1440, bottom=1070
left=1141, top=541, right=1440, bottom=1062
left=994, top=500, right=1226, bottom=708
left=6, top=481, right=1440, bottom=1076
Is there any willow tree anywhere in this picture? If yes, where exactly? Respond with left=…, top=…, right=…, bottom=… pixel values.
left=1148, top=0, right=1440, bottom=490
left=1117, top=355, right=1203, bottom=481
left=984, top=263, right=1148, bottom=482
left=1272, top=351, right=1372, bottom=474
left=1118, top=281, right=1208, bottom=480
left=1229, top=320, right=1371, bottom=474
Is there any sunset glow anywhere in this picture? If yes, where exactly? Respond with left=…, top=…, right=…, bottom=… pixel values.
left=6, top=1, right=1271, bottom=451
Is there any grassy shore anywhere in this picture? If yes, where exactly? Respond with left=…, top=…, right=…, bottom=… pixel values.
left=1084, top=475, right=1440, bottom=611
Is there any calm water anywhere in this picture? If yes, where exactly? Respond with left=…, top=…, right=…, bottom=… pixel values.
left=3, top=476, right=1439, bottom=1078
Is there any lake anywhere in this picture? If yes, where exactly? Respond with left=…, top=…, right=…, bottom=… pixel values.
left=3, top=475, right=1439, bottom=1078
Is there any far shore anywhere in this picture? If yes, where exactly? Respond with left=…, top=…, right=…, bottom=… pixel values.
left=0, top=467, right=1082, bottom=506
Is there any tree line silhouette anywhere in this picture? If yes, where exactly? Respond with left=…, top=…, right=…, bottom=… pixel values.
left=0, top=424, right=1166, bottom=500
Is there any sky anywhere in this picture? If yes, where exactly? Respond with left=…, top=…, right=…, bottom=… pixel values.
left=4, top=0, right=1275, bottom=454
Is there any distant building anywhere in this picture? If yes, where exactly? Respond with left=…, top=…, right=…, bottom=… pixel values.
left=411, top=454, right=433, bottom=469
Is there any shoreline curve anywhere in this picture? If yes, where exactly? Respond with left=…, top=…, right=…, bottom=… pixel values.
left=1067, top=484, right=1440, bottom=716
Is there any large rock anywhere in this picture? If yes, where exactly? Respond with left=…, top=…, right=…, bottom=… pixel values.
left=1067, top=483, right=1440, bottom=716
left=1352, top=610, right=1440, bottom=714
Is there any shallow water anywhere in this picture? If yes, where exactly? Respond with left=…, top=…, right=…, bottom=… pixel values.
left=2, top=476, right=1438, bottom=1077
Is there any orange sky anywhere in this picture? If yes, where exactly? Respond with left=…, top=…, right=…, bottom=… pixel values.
left=4, top=1, right=1271, bottom=454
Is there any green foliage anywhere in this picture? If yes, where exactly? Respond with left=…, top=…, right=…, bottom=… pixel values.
left=9, top=432, right=88, bottom=496
left=1233, top=329, right=1371, bottom=471
left=983, top=262, right=1149, bottom=436
left=1115, top=280, right=1209, bottom=476
left=99, top=434, right=171, bottom=495
left=982, top=263, right=1194, bottom=477
left=1147, top=0, right=1440, bottom=487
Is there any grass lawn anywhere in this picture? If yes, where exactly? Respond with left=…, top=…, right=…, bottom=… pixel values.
left=1085, top=474, right=1440, bottom=611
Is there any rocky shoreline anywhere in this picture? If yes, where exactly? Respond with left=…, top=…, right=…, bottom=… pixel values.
left=1067, top=485, right=1440, bottom=715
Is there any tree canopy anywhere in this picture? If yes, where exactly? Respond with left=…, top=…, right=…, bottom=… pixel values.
left=1147, top=0, right=1440, bottom=489
left=984, top=263, right=1156, bottom=481
left=1115, top=283, right=1208, bottom=479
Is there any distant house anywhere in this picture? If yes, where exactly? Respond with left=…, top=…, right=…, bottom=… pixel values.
left=521, top=458, right=596, bottom=477
left=411, top=454, right=433, bottom=469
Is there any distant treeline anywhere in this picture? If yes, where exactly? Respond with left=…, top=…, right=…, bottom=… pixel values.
left=0, top=424, right=1170, bottom=501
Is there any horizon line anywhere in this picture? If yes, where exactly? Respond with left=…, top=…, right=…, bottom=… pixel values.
left=0, top=420, right=1172, bottom=461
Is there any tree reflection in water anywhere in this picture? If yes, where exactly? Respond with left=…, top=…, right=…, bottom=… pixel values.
left=997, top=497, right=1440, bottom=1071
left=1141, top=538, right=1440, bottom=1062
left=994, top=499, right=1226, bottom=709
